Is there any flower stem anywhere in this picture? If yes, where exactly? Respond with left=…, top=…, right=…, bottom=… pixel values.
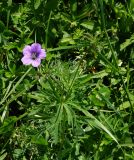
left=35, top=30, right=36, bottom=43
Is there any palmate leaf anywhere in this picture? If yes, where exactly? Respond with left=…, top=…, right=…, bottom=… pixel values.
left=47, top=103, right=64, bottom=144
left=49, top=119, right=60, bottom=144
left=64, top=104, right=75, bottom=127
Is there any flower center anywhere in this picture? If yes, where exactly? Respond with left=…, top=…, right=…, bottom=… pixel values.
left=32, top=52, right=38, bottom=60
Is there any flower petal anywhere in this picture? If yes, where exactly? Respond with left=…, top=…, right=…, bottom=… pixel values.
left=38, top=49, right=46, bottom=59
left=31, top=43, right=41, bottom=54
left=21, top=56, right=32, bottom=65
left=31, top=58, right=41, bottom=67
left=23, top=45, right=32, bottom=57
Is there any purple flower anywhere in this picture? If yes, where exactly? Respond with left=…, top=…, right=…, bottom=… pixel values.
left=21, top=43, right=46, bottom=67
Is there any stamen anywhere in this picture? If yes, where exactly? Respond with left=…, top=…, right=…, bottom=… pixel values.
left=32, top=52, right=37, bottom=60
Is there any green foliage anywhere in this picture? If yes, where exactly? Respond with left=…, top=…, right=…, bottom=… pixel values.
left=0, top=0, right=134, bottom=159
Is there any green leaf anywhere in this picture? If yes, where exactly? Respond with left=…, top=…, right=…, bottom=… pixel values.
left=70, top=103, right=119, bottom=144
left=76, top=4, right=92, bottom=20
left=120, top=34, right=134, bottom=51
left=60, top=32, right=75, bottom=45
left=89, top=92, right=104, bottom=107
left=91, top=70, right=109, bottom=79
left=75, top=143, right=80, bottom=156
left=129, top=0, right=134, bottom=12
left=13, top=149, right=23, bottom=158
left=7, top=0, right=12, bottom=6
left=70, top=0, right=77, bottom=19
left=120, top=143, right=134, bottom=148
left=47, top=43, right=89, bottom=52
left=34, top=0, right=41, bottom=9
left=0, top=21, right=5, bottom=33
left=78, top=74, right=91, bottom=84
left=5, top=72, right=12, bottom=78
left=31, top=135, right=48, bottom=145
left=80, top=21, right=94, bottom=30
left=118, top=101, right=133, bottom=111
left=0, top=152, right=7, bottom=160
left=0, top=116, right=17, bottom=135
left=64, top=104, right=74, bottom=126
left=98, top=90, right=120, bottom=114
